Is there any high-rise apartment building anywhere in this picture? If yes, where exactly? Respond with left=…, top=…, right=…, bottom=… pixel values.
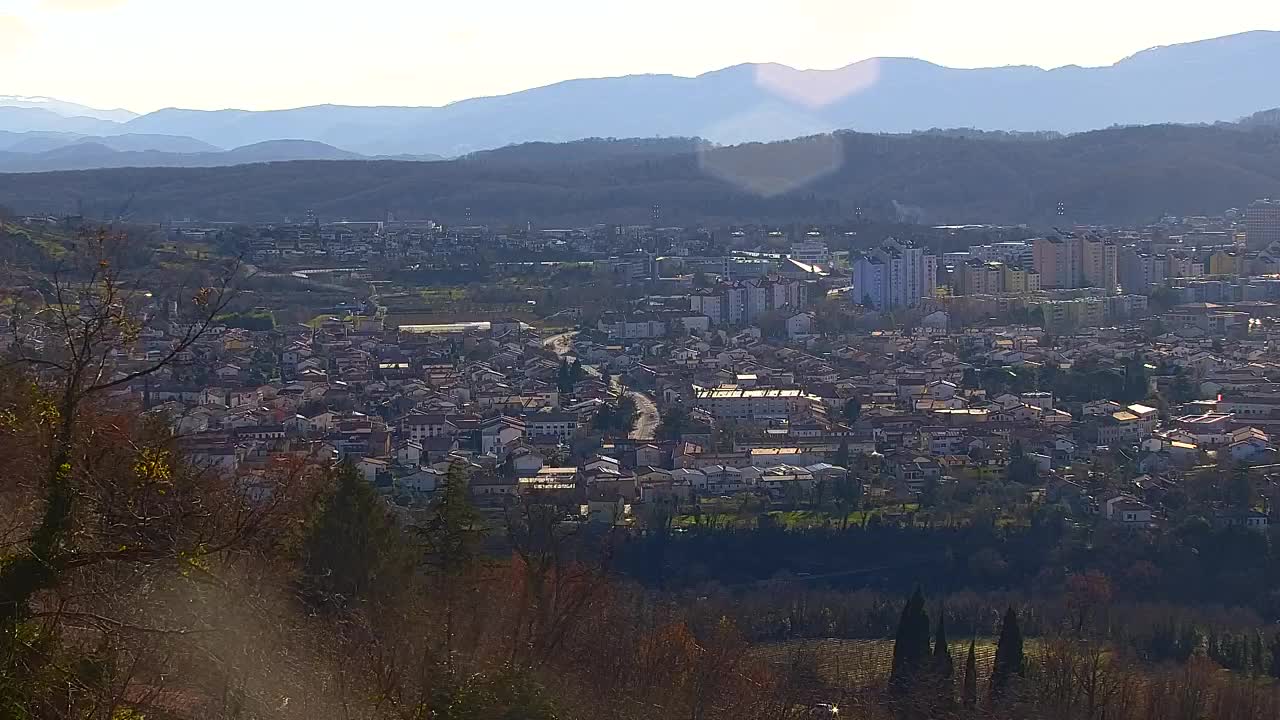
left=851, top=239, right=937, bottom=309
left=1032, top=237, right=1079, bottom=289
left=1081, top=237, right=1118, bottom=294
left=1245, top=199, right=1280, bottom=250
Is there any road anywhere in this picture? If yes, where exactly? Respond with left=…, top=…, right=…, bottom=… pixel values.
left=543, top=330, right=656, bottom=440
left=609, top=374, right=658, bottom=441
left=628, top=390, right=659, bottom=441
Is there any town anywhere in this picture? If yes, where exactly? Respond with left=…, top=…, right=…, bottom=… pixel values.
left=7, top=198, right=1280, bottom=538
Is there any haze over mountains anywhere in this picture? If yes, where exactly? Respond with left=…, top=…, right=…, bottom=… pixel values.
left=3, top=30, right=1280, bottom=166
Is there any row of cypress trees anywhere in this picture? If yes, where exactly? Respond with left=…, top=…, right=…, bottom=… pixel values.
left=889, top=587, right=1024, bottom=708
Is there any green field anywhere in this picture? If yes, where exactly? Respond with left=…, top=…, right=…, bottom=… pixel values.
left=676, top=505, right=920, bottom=530
left=755, top=637, right=1013, bottom=689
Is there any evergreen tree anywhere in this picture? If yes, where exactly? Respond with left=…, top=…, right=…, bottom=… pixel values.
left=1268, top=631, right=1280, bottom=679
left=570, top=358, right=584, bottom=382
left=834, top=438, right=851, bottom=469
left=934, top=613, right=954, bottom=679
left=962, top=639, right=978, bottom=709
left=843, top=396, right=862, bottom=424
left=556, top=359, right=574, bottom=396
left=990, top=606, right=1025, bottom=703
left=889, top=587, right=932, bottom=693
left=302, top=459, right=414, bottom=608
left=420, top=462, right=482, bottom=674
left=421, top=462, right=481, bottom=578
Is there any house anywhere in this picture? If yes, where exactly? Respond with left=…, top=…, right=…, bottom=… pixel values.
left=508, top=446, right=546, bottom=476
left=893, top=455, right=942, bottom=493
left=357, top=457, right=390, bottom=484
left=215, top=364, right=242, bottom=381
left=401, top=413, right=456, bottom=441
left=1211, top=509, right=1270, bottom=532
left=584, top=495, right=629, bottom=525
left=397, top=466, right=444, bottom=497
left=786, top=312, right=815, bottom=339
left=480, top=416, right=526, bottom=456
left=635, top=443, right=665, bottom=468
left=470, top=473, right=519, bottom=500
left=1096, top=412, right=1140, bottom=447
left=1103, top=494, right=1153, bottom=526
left=395, top=440, right=424, bottom=467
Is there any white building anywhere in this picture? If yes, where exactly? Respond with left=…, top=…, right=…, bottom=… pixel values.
left=851, top=238, right=936, bottom=310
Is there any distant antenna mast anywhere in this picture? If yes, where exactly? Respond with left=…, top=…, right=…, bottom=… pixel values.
left=1056, top=201, right=1066, bottom=218
left=464, top=207, right=473, bottom=223
left=651, top=204, right=661, bottom=227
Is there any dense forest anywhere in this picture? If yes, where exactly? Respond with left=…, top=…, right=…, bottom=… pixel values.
left=1, top=124, right=1280, bottom=226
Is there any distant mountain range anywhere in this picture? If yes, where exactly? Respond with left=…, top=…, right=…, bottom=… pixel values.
left=0, top=133, right=443, bottom=172
left=5, top=30, right=1280, bottom=163
left=3, top=124, right=1279, bottom=227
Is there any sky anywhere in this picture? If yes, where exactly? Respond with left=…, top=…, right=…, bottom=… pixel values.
left=3, top=0, right=1280, bottom=114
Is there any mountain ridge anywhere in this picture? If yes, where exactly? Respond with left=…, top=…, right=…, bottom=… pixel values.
left=6, top=30, right=1280, bottom=158
left=2, top=123, right=1279, bottom=227
left=0, top=139, right=443, bottom=173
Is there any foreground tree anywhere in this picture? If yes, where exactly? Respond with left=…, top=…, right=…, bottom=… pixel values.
left=420, top=462, right=482, bottom=671
left=889, top=587, right=932, bottom=693
left=962, top=638, right=979, bottom=709
left=990, top=606, right=1025, bottom=703
left=0, top=231, right=320, bottom=716
left=301, top=459, right=415, bottom=608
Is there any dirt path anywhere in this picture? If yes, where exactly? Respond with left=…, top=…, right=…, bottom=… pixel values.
left=543, top=331, right=577, bottom=357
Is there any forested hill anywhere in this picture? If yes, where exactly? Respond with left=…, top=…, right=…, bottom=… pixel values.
left=2, top=124, right=1280, bottom=226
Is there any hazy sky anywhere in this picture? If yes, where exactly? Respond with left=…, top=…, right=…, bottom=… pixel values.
left=3, top=0, right=1280, bottom=114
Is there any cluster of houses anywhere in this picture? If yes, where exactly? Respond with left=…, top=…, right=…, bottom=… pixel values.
left=55, top=307, right=1268, bottom=534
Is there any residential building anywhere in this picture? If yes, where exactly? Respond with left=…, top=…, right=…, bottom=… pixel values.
left=1245, top=199, right=1280, bottom=250
left=692, top=386, right=814, bottom=421
left=851, top=238, right=937, bottom=309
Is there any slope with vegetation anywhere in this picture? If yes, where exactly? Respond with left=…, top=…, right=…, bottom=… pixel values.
left=1, top=123, right=1279, bottom=226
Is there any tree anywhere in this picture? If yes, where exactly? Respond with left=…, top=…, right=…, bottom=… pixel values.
left=889, top=587, right=932, bottom=693
left=1122, top=355, right=1150, bottom=402
left=1065, top=570, right=1112, bottom=634
left=0, top=231, right=249, bottom=712
left=933, top=612, right=954, bottom=679
left=962, top=639, right=978, bottom=709
left=420, top=462, right=482, bottom=673
left=1230, top=463, right=1254, bottom=508
left=556, top=358, right=574, bottom=395
left=833, top=438, right=851, bottom=469
left=756, top=310, right=786, bottom=339
left=1268, top=631, right=1280, bottom=679
left=1007, top=440, right=1039, bottom=484
left=843, top=396, right=862, bottom=424
left=421, top=463, right=481, bottom=578
left=657, top=403, right=690, bottom=442
left=990, top=606, right=1025, bottom=703
left=302, top=459, right=414, bottom=608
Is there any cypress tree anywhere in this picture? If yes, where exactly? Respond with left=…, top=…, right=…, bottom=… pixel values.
left=889, top=587, right=932, bottom=692
left=990, top=606, right=1025, bottom=703
left=962, top=638, right=978, bottom=709
left=934, top=613, right=954, bottom=679
left=556, top=359, right=573, bottom=395
left=1268, top=631, right=1280, bottom=679
left=834, top=438, right=851, bottom=469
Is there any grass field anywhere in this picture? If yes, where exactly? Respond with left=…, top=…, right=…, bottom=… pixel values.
left=675, top=505, right=921, bottom=530
left=755, top=637, right=1013, bottom=689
